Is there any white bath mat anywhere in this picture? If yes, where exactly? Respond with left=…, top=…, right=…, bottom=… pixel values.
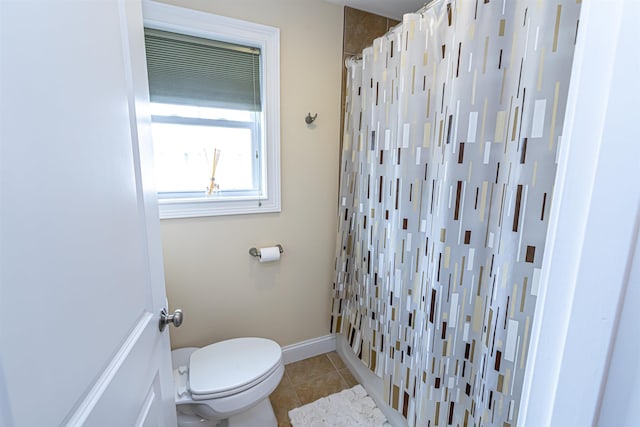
left=289, top=385, right=392, bottom=426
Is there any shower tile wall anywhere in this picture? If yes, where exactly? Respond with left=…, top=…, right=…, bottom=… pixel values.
left=331, top=1, right=581, bottom=426
left=340, top=7, right=399, bottom=150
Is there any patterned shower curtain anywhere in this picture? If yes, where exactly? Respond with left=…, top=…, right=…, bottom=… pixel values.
left=331, top=0, right=580, bottom=425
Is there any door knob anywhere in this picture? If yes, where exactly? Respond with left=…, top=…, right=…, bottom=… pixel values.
left=159, top=308, right=183, bottom=332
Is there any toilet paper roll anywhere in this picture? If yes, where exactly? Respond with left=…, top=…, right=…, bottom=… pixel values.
left=259, top=246, right=281, bottom=263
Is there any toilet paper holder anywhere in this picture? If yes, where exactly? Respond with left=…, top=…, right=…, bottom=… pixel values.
left=249, top=244, right=284, bottom=258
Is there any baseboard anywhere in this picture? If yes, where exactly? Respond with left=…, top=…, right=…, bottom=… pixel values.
left=336, top=335, right=408, bottom=427
left=281, top=334, right=336, bottom=365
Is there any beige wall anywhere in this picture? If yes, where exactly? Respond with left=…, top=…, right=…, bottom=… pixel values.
left=156, top=0, right=343, bottom=349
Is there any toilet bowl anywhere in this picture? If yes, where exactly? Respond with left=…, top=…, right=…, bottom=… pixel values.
left=171, top=337, right=284, bottom=427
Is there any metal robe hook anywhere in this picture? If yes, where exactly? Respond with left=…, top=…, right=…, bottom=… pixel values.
left=305, top=113, right=318, bottom=125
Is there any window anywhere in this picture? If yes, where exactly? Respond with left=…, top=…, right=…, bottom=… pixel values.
left=142, top=1, right=280, bottom=218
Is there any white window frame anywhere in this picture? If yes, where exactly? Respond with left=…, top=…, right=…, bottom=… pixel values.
left=142, top=0, right=281, bottom=219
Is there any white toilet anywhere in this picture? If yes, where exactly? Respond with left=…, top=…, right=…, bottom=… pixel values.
left=171, top=337, right=284, bottom=427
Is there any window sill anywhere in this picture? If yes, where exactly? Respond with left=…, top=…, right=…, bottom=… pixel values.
left=157, top=196, right=280, bottom=219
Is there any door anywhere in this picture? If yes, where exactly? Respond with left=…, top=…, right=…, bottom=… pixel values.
left=0, top=0, right=177, bottom=425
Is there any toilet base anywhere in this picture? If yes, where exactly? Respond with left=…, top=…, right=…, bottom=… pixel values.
left=227, top=398, right=277, bottom=427
left=177, top=398, right=277, bottom=427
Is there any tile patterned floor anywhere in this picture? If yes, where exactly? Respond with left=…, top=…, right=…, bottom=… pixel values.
left=270, top=352, right=360, bottom=427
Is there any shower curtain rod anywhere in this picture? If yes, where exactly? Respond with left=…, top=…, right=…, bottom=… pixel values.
left=343, top=0, right=445, bottom=67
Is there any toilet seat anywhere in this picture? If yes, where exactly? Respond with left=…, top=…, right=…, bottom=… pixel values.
left=189, top=337, right=282, bottom=400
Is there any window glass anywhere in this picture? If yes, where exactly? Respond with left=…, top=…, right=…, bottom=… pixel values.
left=151, top=120, right=255, bottom=195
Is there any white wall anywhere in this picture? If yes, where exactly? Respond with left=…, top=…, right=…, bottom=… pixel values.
left=597, top=230, right=640, bottom=426
left=156, top=0, right=344, bottom=349
left=520, top=0, right=640, bottom=425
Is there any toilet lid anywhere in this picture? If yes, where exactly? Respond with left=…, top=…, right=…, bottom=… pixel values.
left=189, top=337, right=282, bottom=397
